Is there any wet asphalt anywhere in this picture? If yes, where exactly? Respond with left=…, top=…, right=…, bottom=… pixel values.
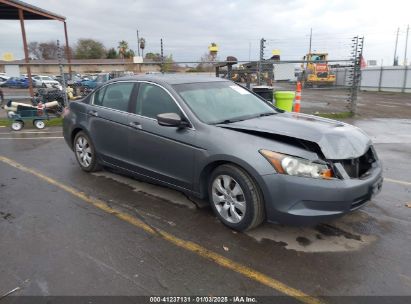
left=0, top=118, right=410, bottom=300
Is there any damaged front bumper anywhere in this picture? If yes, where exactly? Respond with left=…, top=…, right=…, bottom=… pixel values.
left=260, top=160, right=383, bottom=225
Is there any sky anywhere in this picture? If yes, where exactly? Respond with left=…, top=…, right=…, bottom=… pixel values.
left=1, top=0, right=410, bottom=65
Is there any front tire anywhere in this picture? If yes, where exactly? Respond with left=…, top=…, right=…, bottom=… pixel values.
left=73, top=131, right=101, bottom=172
left=208, top=164, right=265, bottom=231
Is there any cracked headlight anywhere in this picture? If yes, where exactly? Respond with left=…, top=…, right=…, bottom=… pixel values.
left=259, top=149, right=333, bottom=179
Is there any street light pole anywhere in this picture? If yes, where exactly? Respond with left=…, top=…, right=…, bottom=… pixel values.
left=404, top=24, right=409, bottom=66
left=393, top=27, right=399, bottom=66
left=136, top=30, right=140, bottom=56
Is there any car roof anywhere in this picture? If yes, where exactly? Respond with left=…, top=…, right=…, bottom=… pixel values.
left=110, top=74, right=229, bottom=85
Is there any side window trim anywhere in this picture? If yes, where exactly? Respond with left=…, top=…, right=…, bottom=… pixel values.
left=128, top=82, right=140, bottom=113
left=91, top=85, right=107, bottom=106
left=134, top=81, right=195, bottom=130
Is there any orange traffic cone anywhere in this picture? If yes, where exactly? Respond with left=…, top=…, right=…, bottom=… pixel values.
left=294, top=82, right=301, bottom=112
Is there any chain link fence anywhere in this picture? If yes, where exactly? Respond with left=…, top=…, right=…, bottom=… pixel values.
left=0, top=35, right=376, bottom=118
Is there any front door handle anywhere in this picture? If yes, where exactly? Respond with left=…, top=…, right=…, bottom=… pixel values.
left=88, top=110, right=98, bottom=117
left=129, top=121, right=142, bottom=130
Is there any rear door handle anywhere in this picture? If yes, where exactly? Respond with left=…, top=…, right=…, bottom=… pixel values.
left=129, top=121, right=142, bottom=130
left=88, top=110, right=98, bottom=117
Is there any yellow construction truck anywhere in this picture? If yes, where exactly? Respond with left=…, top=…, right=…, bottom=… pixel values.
left=300, top=52, right=336, bottom=87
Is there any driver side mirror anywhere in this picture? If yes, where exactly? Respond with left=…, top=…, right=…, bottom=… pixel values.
left=157, top=113, right=189, bottom=128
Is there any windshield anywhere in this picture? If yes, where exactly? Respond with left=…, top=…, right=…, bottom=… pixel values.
left=173, top=82, right=277, bottom=124
left=41, top=76, right=53, bottom=81
left=310, top=54, right=326, bottom=61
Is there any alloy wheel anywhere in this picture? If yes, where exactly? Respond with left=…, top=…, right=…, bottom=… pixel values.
left=211, top=175, right=246, bottom=223
left=75, top=136, right=93, bottom=168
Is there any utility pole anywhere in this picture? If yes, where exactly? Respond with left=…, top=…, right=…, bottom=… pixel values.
left=136, top=30, right=140, bottom=56
left=57, top=39, right=68, bottom=107
left=393, top=27, right=399, bottom=66
left=248, top=42, right=251, bottom=61
left=257, top=38, right=266, bottom=85
left=404, top=24, right=409, bottom=66
left=160, top=38, right=164, bottom=73
left=308, top=28, right=312, bottom=55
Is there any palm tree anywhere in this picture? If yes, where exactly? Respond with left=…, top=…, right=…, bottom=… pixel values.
left=139, top=38, right=146, bottom=58
left=118, top=40, right=129, bottom=59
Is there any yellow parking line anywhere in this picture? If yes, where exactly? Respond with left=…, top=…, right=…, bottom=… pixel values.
left=0, top=137, right=63, bottom=140
left=0, top=155, right=323, bottom=304
left=385, top=178, right=411, bottom=187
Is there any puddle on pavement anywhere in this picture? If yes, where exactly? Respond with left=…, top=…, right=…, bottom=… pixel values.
left=0, top=210, right=15, bottom=222
left=246, top=211, right=378, bottom=253
left=89, top=162, right=395, bottom=254
left=92, top=171, right=198, bottom=209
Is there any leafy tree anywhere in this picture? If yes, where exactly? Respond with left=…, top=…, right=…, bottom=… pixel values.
left=125, top=49, right=135, bottom=58
left=143, top=52, right=177, bottom=72
left=163, top=54, right=178, bottom=72
left=145, top=52, right=161, bottom=61
left=75, top=39, right=106, bottom=59
left=106, top=47, right=118, bottom=59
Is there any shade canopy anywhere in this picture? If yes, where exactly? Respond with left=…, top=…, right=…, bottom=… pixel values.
left=0, top=0, right=65, bottom=21
left=0, top=0, right=70, bottom=97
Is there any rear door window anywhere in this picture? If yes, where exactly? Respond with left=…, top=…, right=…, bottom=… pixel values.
left=94, top=82, right=134, bottom=112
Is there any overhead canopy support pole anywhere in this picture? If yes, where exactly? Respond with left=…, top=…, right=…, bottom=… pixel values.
left=18, top=8, right=34, bottom=97
left=63, top=21, right=72, bottom=76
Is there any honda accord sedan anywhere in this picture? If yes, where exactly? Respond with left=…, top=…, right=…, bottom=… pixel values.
left=63, top=75, right=383, bottom=231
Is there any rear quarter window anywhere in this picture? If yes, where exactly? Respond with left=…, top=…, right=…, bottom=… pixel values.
left=93, top=86, right=106, bottom=106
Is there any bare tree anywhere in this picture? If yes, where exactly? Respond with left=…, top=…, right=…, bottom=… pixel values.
left=28, top=41, right=42, bottom=59
left=196, top=52, right=216, bottom=72
left=39, top=41, right=60, bottom=59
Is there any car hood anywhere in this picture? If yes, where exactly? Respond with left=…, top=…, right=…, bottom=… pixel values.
left=219, top=112, right=371, bottom=159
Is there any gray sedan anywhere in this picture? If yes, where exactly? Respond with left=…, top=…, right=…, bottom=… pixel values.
left=63, top=75, right=383, bottom=231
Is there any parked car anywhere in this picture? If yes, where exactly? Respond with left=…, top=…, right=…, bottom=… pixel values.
left=80, top=73, right=112, bottom=89
left=0, top=73, right=10, bottom=80
left=0, top=76, right=8, bottom=87
left=32, top=75, right=62, bottom=90
left=63, top=75, right=383, bottom=231
left=3, top=77, right=29, bottom=88
left=76, top=75, right=97, bottom=87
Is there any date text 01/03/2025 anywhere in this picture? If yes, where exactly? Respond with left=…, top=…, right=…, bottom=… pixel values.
left=149, top=296, right=257, bottom=303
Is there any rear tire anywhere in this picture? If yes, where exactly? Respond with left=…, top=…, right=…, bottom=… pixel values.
left=11, top=120, right=24, bottom=131
left=73, top=131, right=101, bottom=172
left=33, top=120, right=46, bottom=129
left=208, top=164, right=265, bottom=231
